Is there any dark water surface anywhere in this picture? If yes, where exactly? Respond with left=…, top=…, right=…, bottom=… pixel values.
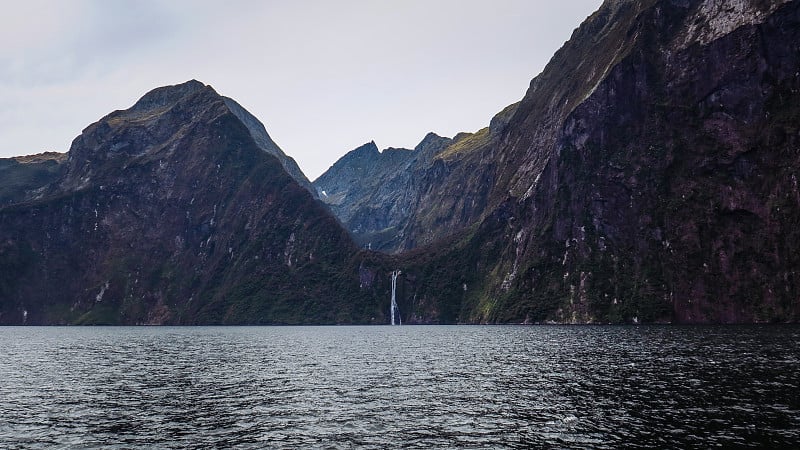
left=1, top=325, right=798, bottom=448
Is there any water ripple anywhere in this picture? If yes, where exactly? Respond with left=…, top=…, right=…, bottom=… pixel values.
left=1, top=325, right=798, bottom=448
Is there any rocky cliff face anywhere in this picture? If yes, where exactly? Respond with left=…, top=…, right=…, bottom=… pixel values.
left=356, top=0, right=800, bottom=324
left=314, top=140, right=413, bottom=251
left=313, top=134, right=451, bottom=252
left=481, top=0, right=800, bottom=324
left=0, top=81, right=375, bottom=325
left=314, top=102, right=517, bottom=253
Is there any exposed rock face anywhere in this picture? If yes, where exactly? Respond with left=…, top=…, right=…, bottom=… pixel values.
left=0, top=152, right=65, bottom=206
left=360, top=0, right=800, bottom=324
left=314, top=102, right=517, bottom=253
left=482, top=0, right=800, bottom=324
left=0, top=81, right=373, bottom=325
left=313, top=134, right=452, bottom=252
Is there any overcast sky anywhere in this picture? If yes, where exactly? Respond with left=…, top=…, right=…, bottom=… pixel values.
left=1, top=0, right=602, bottom=180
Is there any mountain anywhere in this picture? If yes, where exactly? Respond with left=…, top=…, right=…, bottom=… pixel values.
left=313, top=102, right=517, bottom=253
left=3, top=0, right=798, bottom=325
left=0, top=81, right=376, bottom=325
left=314, top=140, right=412, bottom=251
left=482, top=0, right=800, bottom=324
left=342, top=0, right=800, bottom=323
left=314, top=133, right=450, bottom=252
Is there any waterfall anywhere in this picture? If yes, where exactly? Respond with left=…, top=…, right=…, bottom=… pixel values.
left=391, top=269, right=401, bottom=325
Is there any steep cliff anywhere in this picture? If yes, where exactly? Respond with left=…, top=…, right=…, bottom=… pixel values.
left=362, top=0, right=800, bottom=324
left=0, top=81, right=375, bottom=325
left=485, top=0, right=800, bottom=324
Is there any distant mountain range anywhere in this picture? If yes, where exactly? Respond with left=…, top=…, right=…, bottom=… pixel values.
left=2, top=0, right=798, bottom=324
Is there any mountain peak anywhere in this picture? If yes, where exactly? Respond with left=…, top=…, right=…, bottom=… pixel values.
left=335, top=141, right=380, bottom=162
left=414, top=132, right=452, bottom=157
left=128, top=80, right=214, bottom=115
left=357, top=141, right=380, bottom=154
left=0, top=83, right=358, bottom=325
left=60, top=79, right=229, bottom=190
left=60, top=80, right=316, bottom=194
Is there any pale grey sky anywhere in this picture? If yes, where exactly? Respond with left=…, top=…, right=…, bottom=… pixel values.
left=1, top=0, right=602, bottom=180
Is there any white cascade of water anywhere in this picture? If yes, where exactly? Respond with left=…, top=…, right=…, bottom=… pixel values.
left=391, top=269, right=401, bottom=325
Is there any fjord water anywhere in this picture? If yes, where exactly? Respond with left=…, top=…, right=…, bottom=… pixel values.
left=1, top=326, right=798, bottom=448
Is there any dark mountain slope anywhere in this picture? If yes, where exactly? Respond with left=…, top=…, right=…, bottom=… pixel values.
left=0, top=152, right=66, bottom=206
left=0, top=81, right=374, bottom=325
left=482, top=0, right=800, bottom=324
left=359, top=0, right=800, bottom=324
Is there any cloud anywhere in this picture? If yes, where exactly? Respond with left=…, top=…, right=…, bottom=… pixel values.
left=0, top=0, right=182, bottom=87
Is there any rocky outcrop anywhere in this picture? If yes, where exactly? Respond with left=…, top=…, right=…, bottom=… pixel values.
left=0, top=81, right=374, bottom=325
left=0, top=152, right=65, bottom=206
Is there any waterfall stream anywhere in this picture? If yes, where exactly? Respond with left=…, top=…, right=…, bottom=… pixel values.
left=391, top=270, right=401, bottom=325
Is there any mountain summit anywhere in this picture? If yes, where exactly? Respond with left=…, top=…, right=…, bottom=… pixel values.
left=60, top=80, right=313, bottom=194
